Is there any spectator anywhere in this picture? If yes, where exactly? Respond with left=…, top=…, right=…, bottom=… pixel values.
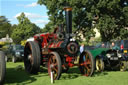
left=111, top=42, right=115, bottom=49
left=111, top=42, right=119, bottom=50
left=101, top=43, right=105, bottom=48
left=80, top=44, right=85, bottom=53
left=80, top=44, right=86, bottom=61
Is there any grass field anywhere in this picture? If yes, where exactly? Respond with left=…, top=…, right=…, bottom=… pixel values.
left=4, top=62, right=128, bottom=85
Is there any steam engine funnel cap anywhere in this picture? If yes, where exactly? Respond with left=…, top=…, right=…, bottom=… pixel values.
left=64, top=7, right=72, bottom=11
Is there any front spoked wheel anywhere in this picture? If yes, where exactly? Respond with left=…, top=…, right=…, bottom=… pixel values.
left=48, top=52, right=62, bottom=80
left=79, top=50, right=94, bottom=76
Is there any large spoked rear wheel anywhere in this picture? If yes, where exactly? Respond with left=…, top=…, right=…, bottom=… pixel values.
left=24, top=41, right=41, bottom=74
left=79, top=50, right=94, bottom=76
left=0, top=51, right=6, bottom=85
left=48, top=52, right=62, bottom=80
left=96, top=57, right=104, bottom=72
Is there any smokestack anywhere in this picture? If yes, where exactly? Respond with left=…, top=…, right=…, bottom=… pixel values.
left=64, top=7, right=72, bottom=34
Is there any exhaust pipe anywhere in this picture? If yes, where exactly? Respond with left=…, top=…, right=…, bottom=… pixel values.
left=64, top=7, right=72, bottom=34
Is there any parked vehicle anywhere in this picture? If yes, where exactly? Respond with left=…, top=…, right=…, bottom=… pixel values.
left=0, top=51, right=6, bottom=85
left=83, top=42, right=110, bottom=72
left=3, top=44, right=24, bottom=63
left=90, top=41, right=128, bottom=72
left=89, top=46, right=109, bottom=71
left=24, top=7, right=94, bottom=80
left=114, top=40, right=128, bottom=71
left=11, top=45, right=24, bottom=63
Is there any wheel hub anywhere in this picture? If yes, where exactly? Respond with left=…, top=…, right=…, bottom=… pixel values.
left=50, top=64, right=54, bottom=69
left=28, top=55, right=32, bottom=60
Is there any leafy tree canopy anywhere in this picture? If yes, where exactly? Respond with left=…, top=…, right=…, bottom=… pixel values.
left=0, top=16, right=12, bottom=38
left=11, top=12, right=41, bottom=44
left=38, top=0, right=95, bottom=42
left=38, top=0, right=128, bottom=42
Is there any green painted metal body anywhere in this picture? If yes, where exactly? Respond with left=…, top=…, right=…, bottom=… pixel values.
left=89, top=48, right=109, bottom=59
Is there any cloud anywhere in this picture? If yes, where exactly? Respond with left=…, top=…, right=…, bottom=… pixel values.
left=25, top=2, right=38, bottom=7
left=8, top=18, right=14, bottom=22
left=14, top=12, right=49, bottom=28
left=14, top=12, right=48, bottom=19
left=16, top=2, right=38, bottom=8
left=34, top=20, right=49, bottom=24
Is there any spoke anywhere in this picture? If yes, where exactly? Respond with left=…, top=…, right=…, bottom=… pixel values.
left=50, top=57, right=53, bottom=64
left=53, top=63, right=58, bottom=67
left=53, top=72, right=55, bottom=79
left=84, top=65, right=91, bottom=76
left=85, top=59, right=91, bottom=65
left=85, top=53, right=88, bottom=60
left=53, top=60, right=58, bottom=67
left=53, top=55, right=56, bottom=63
left=84, top=61, right=92, bottom=70
left=85, top=65, right=90, bottom=70
left=98, top=63, right=101, bottom=67
left=53, top=67, right=58, bottom=79
left=84, top=68, right=88, bottom=76
left=53, top=67, right=58, bottom=73
left=87, top=68, right=91, bottom=75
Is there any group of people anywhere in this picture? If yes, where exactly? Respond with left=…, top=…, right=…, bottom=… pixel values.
left=80, top=42, right=121, bottom=53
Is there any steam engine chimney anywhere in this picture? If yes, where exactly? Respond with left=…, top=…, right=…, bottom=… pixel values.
left=64, top=7, right=72, bottom=34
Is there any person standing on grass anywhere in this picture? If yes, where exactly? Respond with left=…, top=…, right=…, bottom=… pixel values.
left=80, top=44, right=85, bottom=61
left=101, top=43, right=105, bottom=48
left=80, top=44, right=85, bottom=53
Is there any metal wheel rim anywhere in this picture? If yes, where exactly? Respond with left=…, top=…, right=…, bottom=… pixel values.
left=24, top=44, right=33, bottom=71
left=48, top=54, right=59, bottom=80
left=96, top=58, right=103, bottom=71
left=82, top=53, right=92, bottom=76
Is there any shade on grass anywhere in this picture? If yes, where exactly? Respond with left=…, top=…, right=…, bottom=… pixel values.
left=4, top=62, right=128, bottom=85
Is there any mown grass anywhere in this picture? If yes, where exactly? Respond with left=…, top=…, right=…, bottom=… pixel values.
left=4, top=62, right=128, bottom=85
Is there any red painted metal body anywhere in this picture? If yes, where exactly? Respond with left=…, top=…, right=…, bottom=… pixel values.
left=24, top=7, right=94, bottom=79
left=33, top=29, right=79, bottom=67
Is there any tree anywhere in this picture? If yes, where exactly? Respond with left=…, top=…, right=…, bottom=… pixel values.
left=0, top=16, right=12, bottom=38
left=11, top=12, right=41, bottom=44
left=95, top=0, right=128, bottom=41
left=38, top=0, right=128, bottom=42
left=41, top=21, right=55, bottom=33
left=0, top=16, right=8, bottom=24
left=38, top=0, right=95, bottom=42
left=96, top=15, right=120, bottom=42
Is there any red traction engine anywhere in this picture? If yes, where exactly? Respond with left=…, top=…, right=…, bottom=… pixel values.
left=24, top=7, right=94, bottom=80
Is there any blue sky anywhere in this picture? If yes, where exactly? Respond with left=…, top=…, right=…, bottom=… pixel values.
left=0, top=0, right=49, bottom=28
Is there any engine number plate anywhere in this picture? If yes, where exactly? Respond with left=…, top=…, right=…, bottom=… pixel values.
left=110, top=57, right=118, bottom=60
